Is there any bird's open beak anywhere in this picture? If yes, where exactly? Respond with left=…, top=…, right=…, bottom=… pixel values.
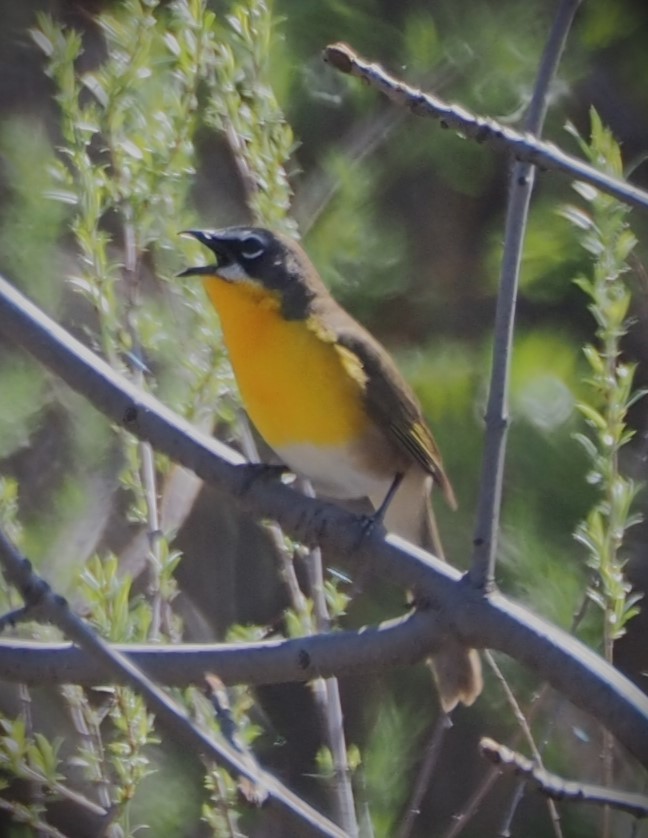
left=177, top=229, right=229, bottom=277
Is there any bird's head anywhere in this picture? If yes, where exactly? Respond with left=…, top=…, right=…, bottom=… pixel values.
left=179, top=227, right=276, bottom=282
left=179, top=226, right=324, bottom=319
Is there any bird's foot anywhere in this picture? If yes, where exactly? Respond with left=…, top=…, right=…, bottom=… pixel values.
left=357, top=509, right=386, bottom=541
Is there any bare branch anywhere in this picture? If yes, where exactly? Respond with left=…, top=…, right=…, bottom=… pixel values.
left=204, top=674, right=267, bottom=807
left=0, top=612, right=441, bottom=687
left=1, top=275, right=648, bottom=769
left=485, top=652, right=563, bottom=837
left=0, top=796, right=69, bottom=838
left=322, top=42, right=648, bottom=215
left=480, top=738, right=648, bottom=820
left=0, top=529, right=345, bottom=838
left=241, top=433, right=359, bottom=836
left=396, top=713, right=452, bottom=838
left=469, top=0, right=582, bottom=590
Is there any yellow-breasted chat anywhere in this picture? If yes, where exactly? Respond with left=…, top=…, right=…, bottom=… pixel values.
left=180, top=226, right=482, bottom=711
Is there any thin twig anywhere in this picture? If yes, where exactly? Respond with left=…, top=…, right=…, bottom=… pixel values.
left=498, top=779, right=527, bottom=838
left=241, top=426, right=359, bottom=836
left=204, top=673, right=266, bottom=815
left=60, top=684, right=115, bottom=819
left=300, top=479, right=358, bottom=836
left=445, top=590, right=594, bottom=837
left=240, top=428, right=359, bottom=835
left=0, top=797, right=69, bottom=838
left=396, top=713, right=452, bottom=838
left=485, top=652, right=563, bottom=838
left=480, top=738, right=648, bottom=820
left=322, top=34, right=648, bottom=215
left=440, top=763, right=501, bottom=838
left=120, top=213, right=167, bottom=641
left=18, top=683, right=47, bottom=838
left=19, top=762, right=108, bottom=819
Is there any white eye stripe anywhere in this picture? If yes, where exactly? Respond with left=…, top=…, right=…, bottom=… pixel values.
left=241, top=246, right=264, bottom=259
left=240, top=235, right=265, bottom=260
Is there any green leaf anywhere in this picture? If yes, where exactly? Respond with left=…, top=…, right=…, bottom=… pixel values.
left=576, top=402, right=606, bottom=430
left=572, top=432, right=598, bottom=459
left=582, top=344, right=604, bottom=374
left=560, top=204, right=593, bottom=230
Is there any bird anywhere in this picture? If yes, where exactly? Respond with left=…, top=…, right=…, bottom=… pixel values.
left=179, top=226, right=482, bottom=712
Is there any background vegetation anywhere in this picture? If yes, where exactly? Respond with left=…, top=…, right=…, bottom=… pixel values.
left=0, top=0, right=647, bottom=835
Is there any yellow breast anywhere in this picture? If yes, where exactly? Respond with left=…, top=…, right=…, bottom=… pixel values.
left=202, top=277, right=370, bottom=449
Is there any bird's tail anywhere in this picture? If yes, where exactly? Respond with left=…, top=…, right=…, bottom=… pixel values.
left=382, top=470, right=483, bottom=713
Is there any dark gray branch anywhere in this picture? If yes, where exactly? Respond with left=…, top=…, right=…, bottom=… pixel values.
left=0, top=530, right=344, bottom=838
left=323, top=42, right=648, bottom=214
left=470, top=0, right=582, bottom=590
left=0, top=611, right=438, bottom=686
left=1, top=274, right=648, bottom=770
left=480, top=737, right=648, bottom=820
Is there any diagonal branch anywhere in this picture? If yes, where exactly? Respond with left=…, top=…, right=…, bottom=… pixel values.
left=0, top=529, right=345, bottom=838
left=480, top=737, right=648, bottom=820
left=322, top=41, right=648, bottom=214
left=1, top=274, right=648, bottom=769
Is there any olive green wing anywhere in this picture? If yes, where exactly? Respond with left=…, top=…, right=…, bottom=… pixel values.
left=335, top=323, right=457, bottom=509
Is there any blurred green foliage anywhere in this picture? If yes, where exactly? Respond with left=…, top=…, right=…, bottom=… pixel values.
left=0, top=119, right=69, bottom=310
left=0, top=0, right=646, bottom=836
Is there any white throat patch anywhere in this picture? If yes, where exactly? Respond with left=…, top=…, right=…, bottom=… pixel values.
left=216, top=262, right=249, bottom=282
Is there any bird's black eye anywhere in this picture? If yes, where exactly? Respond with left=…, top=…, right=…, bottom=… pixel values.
left=239, top=234, right=265, bottom=261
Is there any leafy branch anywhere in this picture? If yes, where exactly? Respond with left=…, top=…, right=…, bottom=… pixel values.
left=565, top=109, right=644, bottom=838
left=568, top=111, right=644, bottom=651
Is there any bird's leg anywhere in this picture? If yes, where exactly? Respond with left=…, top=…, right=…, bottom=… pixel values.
left=358, top=472, right=404, bottom=540
left=373, top=472, right=404, bottom=523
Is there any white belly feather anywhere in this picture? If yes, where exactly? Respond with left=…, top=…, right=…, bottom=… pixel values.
left=275, top=441, right=390, bottom=501
left=276, top=441, right=432, bottom=547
